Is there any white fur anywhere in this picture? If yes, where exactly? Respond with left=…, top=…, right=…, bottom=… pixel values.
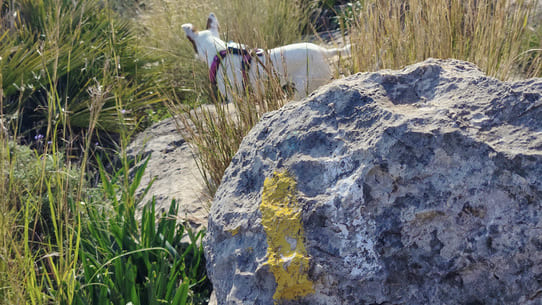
left=182, top=13, right=350, bottom=100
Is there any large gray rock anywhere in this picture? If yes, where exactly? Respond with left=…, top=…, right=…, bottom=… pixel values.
left=205, top=59, right=542, bottom=305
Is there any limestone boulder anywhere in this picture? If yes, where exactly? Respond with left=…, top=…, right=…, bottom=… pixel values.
left=205, top=59, right=542, bottom=305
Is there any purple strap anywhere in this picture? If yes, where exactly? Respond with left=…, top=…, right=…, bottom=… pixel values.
left=209, top=50, right=228, bottom=85
left=209, top=48, right=264, bottom=87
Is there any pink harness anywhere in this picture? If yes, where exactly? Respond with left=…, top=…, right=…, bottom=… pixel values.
left=209, top=46, right=264, bottom=89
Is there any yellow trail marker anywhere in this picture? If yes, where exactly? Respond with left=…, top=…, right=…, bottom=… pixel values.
left=260, top=171, right=314, bottom=303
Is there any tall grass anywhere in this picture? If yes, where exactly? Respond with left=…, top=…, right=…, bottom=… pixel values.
left=168, top=73, right=289, bottom=195
left=348, top=0, right=541, bottom=79
left=0, top=79, right=26, bottom=304
left=140, top=0, right=311, bottom=108
left=142, top=0, right=314, bottom=195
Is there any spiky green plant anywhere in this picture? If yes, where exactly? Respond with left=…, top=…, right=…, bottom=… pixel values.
left=1, top=0, right=164, bottom=140
left=74, top=156, right=210, bottom=305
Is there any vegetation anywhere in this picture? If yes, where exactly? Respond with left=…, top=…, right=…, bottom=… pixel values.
left=0, top=0, right=209, bottom=303
left=348, top=0, right=541, bottom=79
left=75, top=157, right=209, bottom=305
left=0, top=0, right=541, bottom=304
left=1, top=0, right=164, bottom=141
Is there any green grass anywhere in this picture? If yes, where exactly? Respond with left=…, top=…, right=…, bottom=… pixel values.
left=74, top=155, right=209, bottom=305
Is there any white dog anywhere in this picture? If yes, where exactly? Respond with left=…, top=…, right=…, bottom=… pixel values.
left=182, top=13, right=350, bottom=100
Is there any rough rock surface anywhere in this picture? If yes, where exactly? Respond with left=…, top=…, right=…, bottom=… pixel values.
left=205, top=59, right=542, bottom=305
left=127, top=118, right=209, bottom=229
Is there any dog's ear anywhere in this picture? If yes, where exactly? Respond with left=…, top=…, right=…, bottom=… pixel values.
left=182, top=23, right=197, bottom=38
left=182, top=23, right=199, bottom=54
left=206, top=13, right=219, bottom=36
left=183, top=23, right=201, bottom=40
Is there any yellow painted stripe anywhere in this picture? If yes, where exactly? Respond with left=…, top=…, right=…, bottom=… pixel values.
left=261, top=171, right=314, bottom=303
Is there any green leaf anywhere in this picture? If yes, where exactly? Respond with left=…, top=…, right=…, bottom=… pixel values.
left=129, top=154, right=151, bottom=198
left=172, top=281, right=190, bottom=305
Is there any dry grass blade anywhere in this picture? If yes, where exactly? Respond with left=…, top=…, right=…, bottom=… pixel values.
left=168, top=72, right=289, bottom=196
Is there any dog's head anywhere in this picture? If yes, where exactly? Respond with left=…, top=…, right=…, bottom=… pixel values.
left=182, top=13, right=221, bottom=61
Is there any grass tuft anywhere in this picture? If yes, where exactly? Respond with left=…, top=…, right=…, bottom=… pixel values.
left=348, top=0, right=541, bottom=79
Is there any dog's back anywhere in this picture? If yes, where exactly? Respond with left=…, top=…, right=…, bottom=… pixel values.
left=267, top=42, right=349, bottom=98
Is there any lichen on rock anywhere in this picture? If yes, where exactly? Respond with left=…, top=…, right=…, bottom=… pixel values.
left=260, top=171, right=314, bottom=303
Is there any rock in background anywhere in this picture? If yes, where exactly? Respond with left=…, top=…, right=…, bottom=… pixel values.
left=205, top=59, right=542, bottom=305
left=127, top=118, right=209, bottom=230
